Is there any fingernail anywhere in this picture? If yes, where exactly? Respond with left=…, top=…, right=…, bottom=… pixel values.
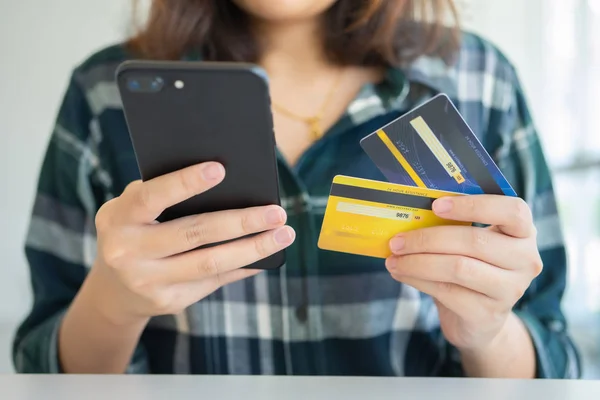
left=389, top=237, right=405, bottom=253
left=433, top=198, right=453, bottom=214
left=274, top=227, right=295, bottom=245
left=385, top=257, right=396, bottom=271
left=265, top=207, right=285, bottom=225
left=201, top=163, right=224, bottom=180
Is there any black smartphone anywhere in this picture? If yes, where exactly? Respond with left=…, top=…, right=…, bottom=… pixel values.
left=116, top=60, right=284, bottom=270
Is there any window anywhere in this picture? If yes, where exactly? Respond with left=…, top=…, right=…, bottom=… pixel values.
left=465, top=0, right=600, bottom=378
left=545, top=0, right=600, bottom=379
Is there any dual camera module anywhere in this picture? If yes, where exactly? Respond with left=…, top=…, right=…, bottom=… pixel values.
left=126, top=76, right=184, bottom=93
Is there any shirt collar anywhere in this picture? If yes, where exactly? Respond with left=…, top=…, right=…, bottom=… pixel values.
left=182, top=50, right=457, bottom=104
left=396, top=55, right=458, bottom=99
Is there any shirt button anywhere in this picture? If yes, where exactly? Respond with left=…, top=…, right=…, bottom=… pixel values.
left=295, top=304, right=308, bottom=322
left=549, top=320, right=565, bottom=332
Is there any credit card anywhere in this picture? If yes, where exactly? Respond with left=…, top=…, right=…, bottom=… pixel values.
left=317, top=175, right=470, bottom=259
left=360, top=93, right=517, bottom=196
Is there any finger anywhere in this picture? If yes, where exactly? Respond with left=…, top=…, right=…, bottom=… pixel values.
left=157, top=225, right=295, bottom=283
left=122, top=162, right=225, bottom=223
left=432, top=195, right=534, bottom=238
left=175, top=268, right=264, bottom=305
left=168, top=269, right=262, bottom=310
left=389, top=275, right=500, bottom=325
left=389, top=225, right=531, bottom=270
left=386, top=254, right=525, bottom=301
left=211, top=268, right=264, bottom=289
left=140, top=204, right=287, bottom=258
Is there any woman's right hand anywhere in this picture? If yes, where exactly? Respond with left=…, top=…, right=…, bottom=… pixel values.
left=91, top=161, right=295, bottom=325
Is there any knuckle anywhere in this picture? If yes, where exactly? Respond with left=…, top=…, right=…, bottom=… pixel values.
left=124, top=179, right=143, bottom=192
left=513, top=197, right=533, bottom=228
left=183, top=217, right=211, bottom=247
left=133, top=183, right=152, bottom=211
left=489, top=303, right=508, bottom=324
left=100, top=236, right=128, bottom=268
left=531, top=224, right=539, bottom=238
left=461, top=195, right=477, bottom=213
left=511, top=282, right=528, bottom=302
left=469, top=228, right=489, bottom=249
left=123, top=180, right=142, bottom=198
left=126, top=274, right=152, bottom=295
left=239, top=208, right=274, bottom=235
left=149, top=292, right=173, bottom=314
left=253, top=235, right=270, bottom=258
left=95, top=199, right=117, bottom=233
left=453, top=257, right=475, bottom=284
left=178, top=168, right=200, bottom=194
left=413, top=229, right=428, bottom=251
left=436, top=281, right=455, bottom=294
left=197, top=254, right=220, bottom=277
left=530, top=255, right=544, bottom=276
left=476, top=296, right=498, bottom=319
left=240, top=212, right=257, bottom=234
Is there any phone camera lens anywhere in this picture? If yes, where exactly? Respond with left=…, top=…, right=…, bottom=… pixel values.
left=150, top=77, right=164, bottom=91
left=125, top=76, right=163, bottom=93
left=127, top=79, right=140, bottom=91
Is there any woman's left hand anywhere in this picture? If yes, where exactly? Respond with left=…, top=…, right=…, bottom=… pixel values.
left=385, top=194, right=543, bottom=352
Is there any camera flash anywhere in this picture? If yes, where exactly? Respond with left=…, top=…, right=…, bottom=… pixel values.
left=174, top=80, right=184, bottom=89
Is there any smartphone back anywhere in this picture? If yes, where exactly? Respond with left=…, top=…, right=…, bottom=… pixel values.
left=116, top=61, right=284, bottom=269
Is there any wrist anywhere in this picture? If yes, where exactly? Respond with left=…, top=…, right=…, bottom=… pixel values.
left=458, top=313, right=513, bottom=360
left=58, top=264, right=149, bottom=373
left=458, top=312, right=535, bottom=378
left=82, top=263, right=150, bottom=329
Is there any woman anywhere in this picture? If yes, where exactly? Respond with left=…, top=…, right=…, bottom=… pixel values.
left=14, top=0, right=580, bottom=377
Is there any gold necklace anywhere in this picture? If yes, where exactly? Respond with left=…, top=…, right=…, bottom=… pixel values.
left=271, top=69, right=344, bottom=141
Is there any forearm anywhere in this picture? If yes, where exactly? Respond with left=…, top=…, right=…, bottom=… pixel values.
left=59, top=267, right=149, bottom=373
left=460, top=312, right=536, bottom=378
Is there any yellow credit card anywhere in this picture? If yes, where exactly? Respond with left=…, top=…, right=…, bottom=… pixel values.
left=317, top=175, right=470, bottom=259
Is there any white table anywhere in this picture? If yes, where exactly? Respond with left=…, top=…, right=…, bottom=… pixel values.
left=3, top=375, right=600, bottom=399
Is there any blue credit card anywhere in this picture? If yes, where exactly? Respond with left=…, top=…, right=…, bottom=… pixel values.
left=360, top=93, right=517, bottom=196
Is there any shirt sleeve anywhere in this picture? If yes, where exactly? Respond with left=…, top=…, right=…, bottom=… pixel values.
left=495, top=67, right=581, bottom=379
left=434, top=57, right=581, bottom=379
left=12, top=70, right=149, bottom=374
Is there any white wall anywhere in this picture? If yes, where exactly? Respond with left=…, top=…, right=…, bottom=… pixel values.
left=462, top=0, right=545, bottom=126
left=0, top=0, right=131, bottom=372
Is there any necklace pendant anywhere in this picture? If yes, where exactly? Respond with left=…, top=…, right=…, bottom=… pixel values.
left=307, top=117, right=322, bottom=140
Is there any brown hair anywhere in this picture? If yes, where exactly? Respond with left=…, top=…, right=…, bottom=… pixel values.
left=128, top=0, right=460, bottom=67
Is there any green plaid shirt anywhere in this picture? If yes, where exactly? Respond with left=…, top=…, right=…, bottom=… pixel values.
left=14, top=32, right=580, bottom=377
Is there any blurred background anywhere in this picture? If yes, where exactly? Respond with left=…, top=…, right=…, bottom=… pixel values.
left=0, top=0, right=599, bottom=377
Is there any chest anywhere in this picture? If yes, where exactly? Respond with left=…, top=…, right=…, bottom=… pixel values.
left=272, top=115, right=315, bottom=167
left=270, top=67, right=385, bottom=167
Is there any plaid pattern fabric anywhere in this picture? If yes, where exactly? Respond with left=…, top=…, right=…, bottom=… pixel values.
left=13, top=32, right=580, bottom=378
